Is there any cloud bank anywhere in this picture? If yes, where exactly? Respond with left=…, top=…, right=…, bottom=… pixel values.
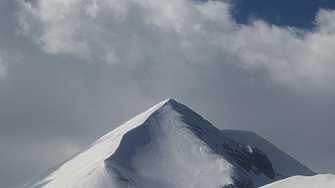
left=16, top=0, right=335, bottom=94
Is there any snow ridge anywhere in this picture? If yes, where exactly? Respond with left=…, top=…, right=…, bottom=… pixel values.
left=13, top=99, right=321, bottom=188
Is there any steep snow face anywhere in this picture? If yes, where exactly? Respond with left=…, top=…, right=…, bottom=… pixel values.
left=260, top=174, right=335, bottom=188
left=104, top=99, right=236, bottom=187
left=13, top=99, right=317, bottom=188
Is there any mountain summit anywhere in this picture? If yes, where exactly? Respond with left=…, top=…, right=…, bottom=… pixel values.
left=14, top=99, right=315, bottom=188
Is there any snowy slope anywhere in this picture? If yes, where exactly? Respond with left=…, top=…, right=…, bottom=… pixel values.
left=13, top=99, right=170, bottom=188
left=260, top=174, right=335, bottom=188
left=13, top=99, right=317, bottom=188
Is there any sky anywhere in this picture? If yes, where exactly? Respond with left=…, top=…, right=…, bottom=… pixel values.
left=1, top=0, right=335, bottom=187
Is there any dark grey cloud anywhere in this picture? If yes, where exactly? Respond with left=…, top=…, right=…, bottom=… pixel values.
left=1, top=0, right=335, bottom=187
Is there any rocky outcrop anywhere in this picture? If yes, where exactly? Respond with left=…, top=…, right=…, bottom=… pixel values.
left=250, top=148, right=275, bottom=179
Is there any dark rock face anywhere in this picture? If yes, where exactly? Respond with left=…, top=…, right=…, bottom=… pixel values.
left=232, top=177, right=255, bottom=188
left=222, top=142, right=275, bottom=180
left=250, top=148, right=275, bottom=179
left=222, top=177, right=255, bottom=188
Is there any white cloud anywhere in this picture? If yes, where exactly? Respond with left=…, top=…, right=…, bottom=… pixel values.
left=16, top=0, right=91, bottom=56
left=15, top=0, right=335, bottom=94
left=222, top=13, right=335, bottom=91
left=314, top=9, right=335, bottom=35
left=15, top=0, right=233, bottom=64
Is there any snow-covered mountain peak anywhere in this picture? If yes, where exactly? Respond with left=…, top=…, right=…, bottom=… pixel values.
left=14, top=99, right=317, bottom=188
